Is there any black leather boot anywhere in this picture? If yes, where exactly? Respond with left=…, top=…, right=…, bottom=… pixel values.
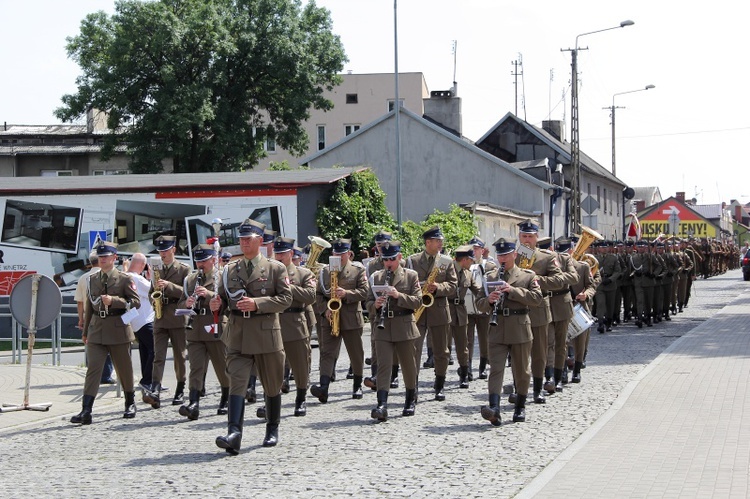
left=513, top=394, right=527, bottom=422
left=216, top=395, right=245, bottom=455
left=572, top=361, right=582, bottom=383
left=533, top=377, right=546, bottom=404
left=142, top=382, right=161, bottom=409
left=281, top=367, right=291, bottom=394
left=310, top=375, right=331, bottom=404
left=434, top=375, right=446, bottom=401
left=179, top=389, right=200, bottom=420
left=256, top=400, right=266, bottom=419
left=371, top=390, right=388, bottom=422
left=217, top=386, right=229, bottom=415
left=423, top=347, right=434, bottom=368
left=364, top=364, right=377, bottom=390
left=390, top=365, right=400, bottom=388
left=480, top=393, right=501, bottom=427
left=478, top=357, right=488, bottom=379
left=245, top=375, right=257, bottom=404
left=294, top=388, right=307, bottom=417
left=467, top=360, right=474, bottom=381
left=553, top=368, right=564, bottom=392
left=70, top=394, right=95, bottom=425
left=402, top=388, right=416, bottom=417
left=172, top=381, right=185, bottom=406
left=543, top=366, right=556, bottom=395
left=636, top=315, right=643, bottom=328
left=123, top=391, right=137, bottom=419
left=458, top=365, right=469, bottom=389
left=352, top=375, right=363, bottom=399
left=262, top=394, right=281, bottom=447
left=346, top=364, right=354, bottom=380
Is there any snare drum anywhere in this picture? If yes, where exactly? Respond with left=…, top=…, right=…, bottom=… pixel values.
left=567, top=303, right=595, bottom=342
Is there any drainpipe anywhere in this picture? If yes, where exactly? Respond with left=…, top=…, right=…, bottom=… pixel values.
left=549, top=186, right=563, bottom=238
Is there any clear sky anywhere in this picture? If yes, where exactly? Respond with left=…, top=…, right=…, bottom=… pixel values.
left=2, top=0, right=747, bottom=206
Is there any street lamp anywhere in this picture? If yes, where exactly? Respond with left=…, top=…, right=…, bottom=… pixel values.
left=606, top=84, right=655, bottom=177
left=562, top=19, right=634, bottom=236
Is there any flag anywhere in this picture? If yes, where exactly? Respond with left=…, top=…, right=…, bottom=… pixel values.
left=627, top=213, right=641, bottom=240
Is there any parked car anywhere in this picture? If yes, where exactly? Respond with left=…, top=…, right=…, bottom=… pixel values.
left=742, top=252, right=750, bottom=281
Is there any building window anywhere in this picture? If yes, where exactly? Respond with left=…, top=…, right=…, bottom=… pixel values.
left=387, top=99, right=405, bottom=112
left=587, top=182, right=591, bottom=196
left=252, top=126, right=276, bottom=153
left=617, top=193, right=620, bottom=216
left=93, top=169, right=129, bottom=176
left=317, top=125, right=326, bottom=150
left=597, top=186, right=601, bottom=208
left=41, top=170, right=75, bottom=177
left=603, top=189, right=608, bottom=214
left=344, top=124, right=360, bottom=136
left=346, top=93, right=358, bottom=104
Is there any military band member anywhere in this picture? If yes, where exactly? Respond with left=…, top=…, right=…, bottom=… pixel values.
left=274, top=237, right=316, bottom=417
left=71, top=241, right=141, bottom=425
left=176, top=244, right=230, bottom=420
left=211, top=219, right=292, bottom=454
left=631, top=240, right=653, bottom=327
left=364, top=230, right=404, bottom=391
left=311, top=238, right=368, bottom=403
left=449, top=245, right=483, bottom=389
left=544, top=238, right=578, bottom=393
left=514, top=219, right=566, bottom=404
left=562, top=241, right=598, bottom=383
left=406, top=226, right=458, bottom=401
left=678, top=239, right=695, bottom=311
left=593, top=241, right=622, bottom=333
left=476, top=239, right=543, bottom=426
left=466, top=236, right=496, bottom=380
left=366, top=241, right=422, bottom=421
left=143, top=235, right=191, bottom=408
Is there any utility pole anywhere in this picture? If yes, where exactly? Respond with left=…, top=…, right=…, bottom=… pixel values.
left=511, top=57, right=522, bottom=116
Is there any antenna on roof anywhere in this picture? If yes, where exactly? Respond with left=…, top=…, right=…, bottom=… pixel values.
left=451, top=40, right=458, bottom=95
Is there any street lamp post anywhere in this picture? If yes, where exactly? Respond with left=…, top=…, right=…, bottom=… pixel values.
left=607, top=84, right=655, bottom=177
left=562, top=20, right=634, bottom=236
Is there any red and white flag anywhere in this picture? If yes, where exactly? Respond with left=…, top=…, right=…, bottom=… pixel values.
left=627, top=213, right=641, bottom=240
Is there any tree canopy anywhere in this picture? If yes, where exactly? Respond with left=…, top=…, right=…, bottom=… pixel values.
left=56, top=0, right=347, bottom=173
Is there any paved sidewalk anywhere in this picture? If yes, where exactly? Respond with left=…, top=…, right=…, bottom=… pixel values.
left=522, top=287, right=750, bottom=498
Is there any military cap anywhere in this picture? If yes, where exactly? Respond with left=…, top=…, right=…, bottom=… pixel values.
left=221, top=252, right=232, bottom=262
left=625, top=240, right=635, bottom=247
left=537, top=236, right=552, bottom=250
left=555, top=237, right=573, bottom=252
left=517, top=219, right=539, bottom=234
left=192, top=244, right=216, bottom=262
left=373, top=230, right=393, bottom=243
left=96, top=241, right=118, bottom=256
left=635, top=240, right=649, bottom=247
left=155, top=235, right=176, bottom=251
left=422, top=225, right=444, bottom=240
left=273, top=236, right=295, bottom=253
left=238, top=219, right=265, bottom=238
left=262, top=229, right=278, bottom=244
left=454, top=245, right=475, bottom=260
left=380, top=240, right=402, bottom=259
left=292, top=247, right=304, bottom=259
left=468, top=236, right=486, bottom=248
left=493, top=238, right=516, bottom=255
left=331, top=238, right=352, bottom=254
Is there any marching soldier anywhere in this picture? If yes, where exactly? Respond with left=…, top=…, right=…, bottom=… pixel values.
left=476, top=239, right=543, bottom=426
left=466, top=237, right=497, bottom=380
left=365, top=241, right=422, bottom=421
left=631, top=240, right=653, bottom=327
left=449, top=245, right=483, bottom=389
left=513, top=219, right=566, bottom=404
left=211, top=219, right=292, bottom=454
left=274, top=236, right=316, bottom=417
left=176, top=244, right=230, bottom=420
left=311, top=238, right=368, bottom=403
left=71, top=241, right=141, bottom=425
left=406, top=226, right=458, bottom=401
left=594, top=242, right=622, bottom=333
left=143, top=235, right=191, bottom=408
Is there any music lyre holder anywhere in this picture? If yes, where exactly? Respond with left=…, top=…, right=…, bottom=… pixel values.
left=0, top=274, right=61, bottom=413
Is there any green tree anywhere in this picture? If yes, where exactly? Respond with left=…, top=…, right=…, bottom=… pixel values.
left=55, top=0, right=347, bottom=173
left=397, top=204, right=479, bottom=256
left=315, top=169, right=395, bottom=256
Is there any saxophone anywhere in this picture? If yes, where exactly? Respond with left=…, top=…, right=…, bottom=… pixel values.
left=150, top=260, right=163, bottom=320
left=414, top=259, right=442, bottom=322
left=327, top=268, right=341, bottom=337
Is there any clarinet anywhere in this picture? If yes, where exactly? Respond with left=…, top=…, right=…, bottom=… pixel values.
left=376, top=269, right=393, bottom=330
left=489, top=263, right=506, bottom=326
left=186, top=270, right=203, bottom=330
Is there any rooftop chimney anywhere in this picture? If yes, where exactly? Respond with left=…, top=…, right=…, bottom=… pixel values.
left=423, top=88, right=462, bottom=137
left=635, top=200, right=646, bottom=212
left=675, top=191, right=685, bottom=203
left=542, top=120, right=565, bottom=141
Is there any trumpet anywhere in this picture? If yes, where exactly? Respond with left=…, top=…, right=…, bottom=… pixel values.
left=327, top=256, right=342, bottom=336
left=149, top=257, right=163, bottom=320
left=489, top=263, right=507, bottom=326
left=376, top=269, right=393, bottom=330
left=414, top=259, right=442, bottom=322
left=186, top=270, right=203, bottom=330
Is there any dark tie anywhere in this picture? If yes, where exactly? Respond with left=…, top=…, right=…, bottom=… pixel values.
left=428, top=255, right=435, bottom=269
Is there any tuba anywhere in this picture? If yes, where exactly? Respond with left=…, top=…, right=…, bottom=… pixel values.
left=571, top=225, right=604, bottom=274
left=326, top=255, right=342, bottom=336
left=149, top=256, right=163, bottom=320
left=305, top=236, right=331, bottom=274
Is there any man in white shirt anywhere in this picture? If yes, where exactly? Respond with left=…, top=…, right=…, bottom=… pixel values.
left=123, top=253, right=156, bottom=392
left=74, top=251, right=114, bottom=384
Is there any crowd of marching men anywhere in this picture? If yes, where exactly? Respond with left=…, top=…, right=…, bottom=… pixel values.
left=68, top=216, right=740, bottom=454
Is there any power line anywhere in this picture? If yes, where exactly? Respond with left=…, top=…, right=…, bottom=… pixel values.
left=586, top=126, right=750, bottom=141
